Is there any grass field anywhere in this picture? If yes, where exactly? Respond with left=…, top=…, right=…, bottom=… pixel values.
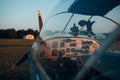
left=0, top=39, right=35, bottom=80
left=0, top=39, right=119, bottom=80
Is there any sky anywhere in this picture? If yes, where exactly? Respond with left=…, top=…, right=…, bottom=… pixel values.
left=0, top=0, right=120, bottom=33
left=0, top=0, right=59, bottom=30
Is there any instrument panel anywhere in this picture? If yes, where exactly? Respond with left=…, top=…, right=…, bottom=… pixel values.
left=44, top=37, right=100, bottom=57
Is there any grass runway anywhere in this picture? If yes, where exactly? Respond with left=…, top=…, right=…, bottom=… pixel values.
left=0, top=39, right=34, bottom=80
left=0, top=39, right=119, bottom=80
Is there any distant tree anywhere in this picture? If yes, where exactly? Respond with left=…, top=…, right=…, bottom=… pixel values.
left=0, top=29, right=5, bottom=38
left=2, top=29, right=16, bottom=39
left=0, top=28, right=39, bottom=39
left=34, top=30, right=39, bottom=39
left=26, top=29, right=34, bottom=35
left=7, top=28, right=17, bottom=38
left=3, top=30, right=8, bottom=38
left=17, top=30, right=25, bottom=39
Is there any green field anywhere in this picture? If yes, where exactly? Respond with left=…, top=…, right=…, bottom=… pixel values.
left=0, top=39, right=35, bottom=80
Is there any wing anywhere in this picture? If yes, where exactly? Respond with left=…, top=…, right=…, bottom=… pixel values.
left=68, top=0, right=120, bottom=16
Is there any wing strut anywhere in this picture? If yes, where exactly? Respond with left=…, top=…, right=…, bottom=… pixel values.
left=62, top=13, right=74, bottom=33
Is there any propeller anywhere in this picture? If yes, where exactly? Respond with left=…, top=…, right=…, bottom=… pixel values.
left=38, top=9, right=43, bottom=35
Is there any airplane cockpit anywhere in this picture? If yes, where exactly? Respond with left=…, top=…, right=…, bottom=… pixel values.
left=44, top=37, right=100, bottom=57
left=28, top=0, right=120, bottom=80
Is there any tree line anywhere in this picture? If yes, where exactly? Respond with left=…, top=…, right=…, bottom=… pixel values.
left=0, top=28, right=39, bottom=39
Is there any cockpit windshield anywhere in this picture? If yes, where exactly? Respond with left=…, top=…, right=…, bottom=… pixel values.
left=40, top=13, right=118, bottom=40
